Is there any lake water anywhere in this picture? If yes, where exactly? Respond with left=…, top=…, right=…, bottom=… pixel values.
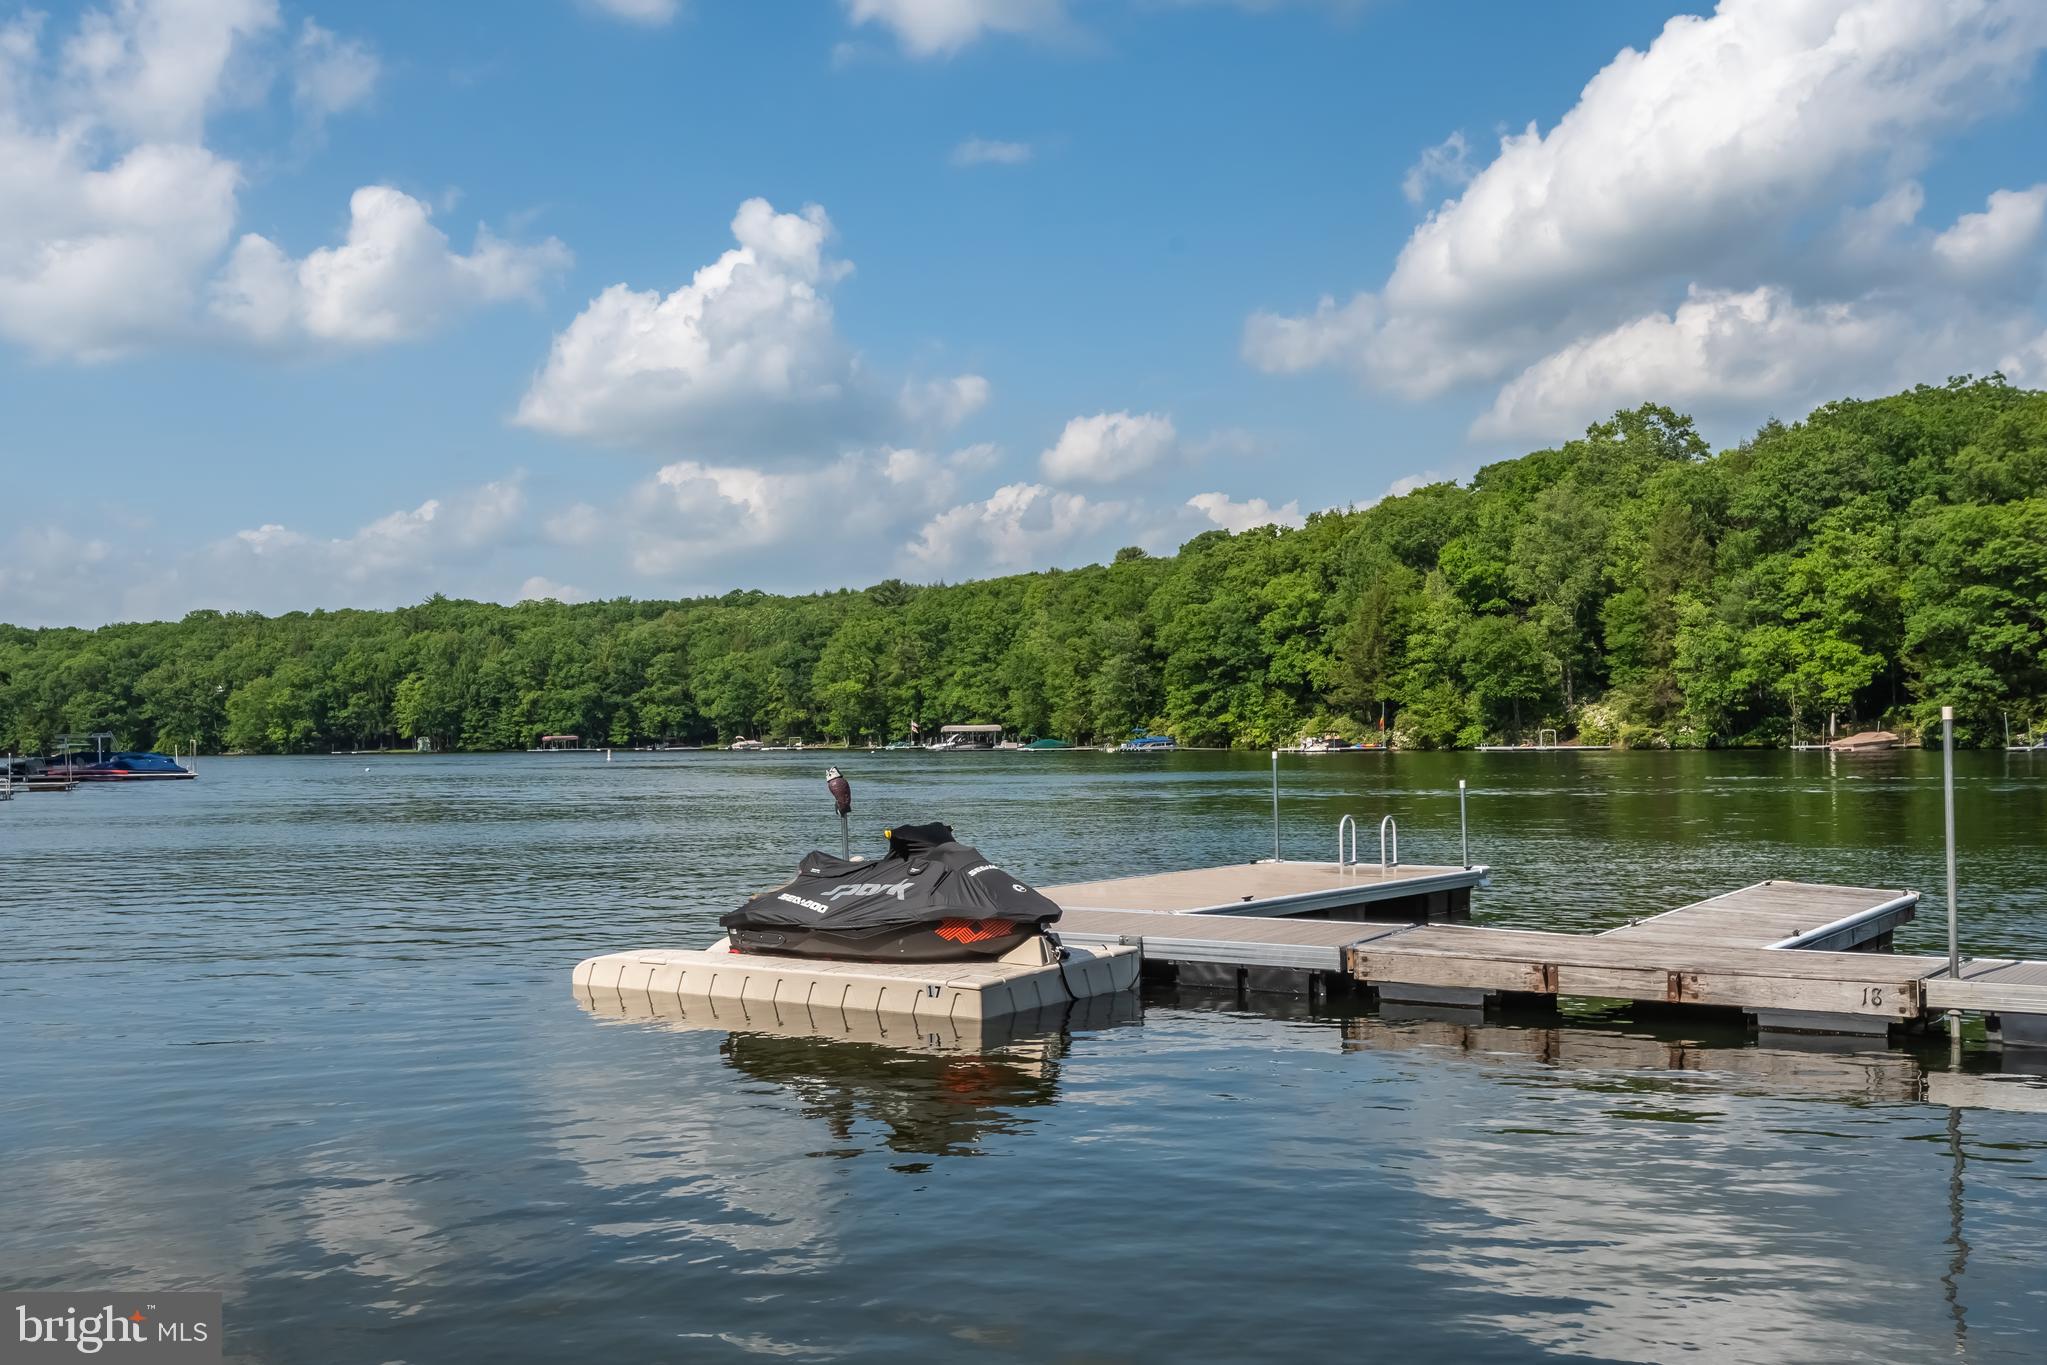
left=3, top=749, right=2046, bottom=1363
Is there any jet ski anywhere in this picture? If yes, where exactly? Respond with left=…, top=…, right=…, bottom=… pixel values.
left=721, top=822, right=1063, bottom=962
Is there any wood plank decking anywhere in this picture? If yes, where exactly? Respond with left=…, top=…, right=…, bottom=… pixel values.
left=1043, top=859, right=1487, bottom=918
left=1045, top=873, right=2047, bottom=1039
left=1927, top=958, right=2047, bottom=1013
left=1349, top=922, right=1941, bottom=1022
left=1602, top=880, right=1919, bottom=951
left=1053, top=907, right=1413, bottom=973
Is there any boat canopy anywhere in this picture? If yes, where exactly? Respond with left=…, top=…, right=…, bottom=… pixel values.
left=103, top=752, right=190, bottom=772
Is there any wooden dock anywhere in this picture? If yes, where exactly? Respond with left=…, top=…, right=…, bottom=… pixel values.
left=1053, top=906, right=1412, bottom=974
left=1047, top=872, right=2047, bottom=1043
left=1600, top=880, right=1919, bottom=951
left=1044, top=859, right=1488, bottom=920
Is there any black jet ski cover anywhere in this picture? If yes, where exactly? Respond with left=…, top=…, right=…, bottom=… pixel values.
left=721, top=822, right=1063, bottom=961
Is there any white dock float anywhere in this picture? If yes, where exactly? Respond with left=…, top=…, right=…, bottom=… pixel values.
left=571, top=935, right=1139, bottom=1026
left=576, top=981, right=1142, bottom=1053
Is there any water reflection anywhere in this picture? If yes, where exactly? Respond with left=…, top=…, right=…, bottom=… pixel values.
left=1144, top=990, right=2047, bottom=1113
left=10, top=753, right=2047, bottom=1361
left=1150, top=996, right=2045, bottom=1360
left=576, top=987, right=1140, bottom=1157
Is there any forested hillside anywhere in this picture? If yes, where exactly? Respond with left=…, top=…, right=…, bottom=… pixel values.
left=4, top=378, right=2043, bottom=753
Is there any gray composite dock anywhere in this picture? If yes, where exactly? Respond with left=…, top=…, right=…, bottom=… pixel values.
left=1053, top=906, right=1414, bottom=973
left=1048, top=872, right=2047, bottom=1042
left=1600, top=880, right=1919, bottom=951
left=1044, top=859, right=1487, bottom=919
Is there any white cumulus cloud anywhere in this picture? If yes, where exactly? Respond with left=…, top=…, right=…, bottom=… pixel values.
left=581, top=0, right=681, bottom=24
left=516, top=199, right=862, bottom=454
left=1186, top=492, right=1303, bottom=533
left=1473, top=287, right=1902, bottom=439
left=517, top=575, right=588, bottom=604
left=1932, top=183, right=2047, bottom=285
left=619, top=446, right=985, bottom=582
left=909, top=481, right=1126, bottom=572
left=55, top=0, right=279, bottom=143
left=212, top=187, right=569, bottom=345
left=0, top=527, right=119, bottom=628
left=1039, top=411, right=1177, bottom=483
left=218, top=477, right=527, bottom=583
left=899, top=373, right=992, bottom=428
left=519, top=197, right=863, bottom=454
left=519, top=197, right=980, bottom=460
left=0, top=0, right=555, bottom=362
left=1245, top=0, right=2047, bottom=437
left=840, top=0, right=1068, bottom=57
left=290, top=19, right=377, bottom=125
left=0, top=475, right=542, bottom=624
left=1400, top=131, right=1473, bottom=207
left=951, top=137, right=1033, bottom=166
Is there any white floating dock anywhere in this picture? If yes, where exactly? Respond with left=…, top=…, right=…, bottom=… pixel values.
left=576, top=982, right=1141, bottom=1053
left=572, top=935, right=1139, bottom=1026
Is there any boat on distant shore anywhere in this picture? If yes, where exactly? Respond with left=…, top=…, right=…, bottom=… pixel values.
left=929, top=724, right=1004, bottom=751
left=1287, top=733, right=1381, bottom=754
left=1118, top=734, right=1177, bottom=752
left=45, top=751, right=194, bottom=781
left=1830, top=730, right=1900, bottom=752
left=1475, top=727, right=1613, bottom=753
left=42, top=734, right=196, bottom=781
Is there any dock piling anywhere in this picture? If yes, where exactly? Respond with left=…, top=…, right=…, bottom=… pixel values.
left=1944, top=705, right=1958, bottom=981
left=1271, top=750, right=1279, bottom=862
left=1459, top=780, right=1468, bottom=869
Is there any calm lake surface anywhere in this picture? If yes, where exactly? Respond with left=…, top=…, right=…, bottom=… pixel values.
left=4, top=749, right=2046, bottom=1363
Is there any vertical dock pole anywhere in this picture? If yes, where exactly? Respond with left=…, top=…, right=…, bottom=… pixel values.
left=1944, top=705, right=1958, bottom=979
left=1271, top=750, right=1280, bottom=862
left=1459, top=779, right=1469, bottom=869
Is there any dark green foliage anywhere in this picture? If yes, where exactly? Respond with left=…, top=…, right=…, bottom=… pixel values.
left=3, top=380, right=2042, bottom=752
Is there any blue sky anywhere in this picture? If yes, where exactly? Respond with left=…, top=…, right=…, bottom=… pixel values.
left=3, top=0, right=2045, bottom=626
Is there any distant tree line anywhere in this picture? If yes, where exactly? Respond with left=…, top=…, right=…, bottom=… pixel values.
left=3, top=379, right=2043, bottom=754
